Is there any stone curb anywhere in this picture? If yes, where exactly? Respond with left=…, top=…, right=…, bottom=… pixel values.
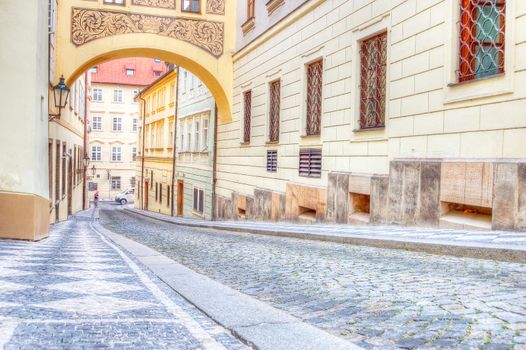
left=123, top=207, right=526, bottom=263
left=91, top=222, right=362, bottom=350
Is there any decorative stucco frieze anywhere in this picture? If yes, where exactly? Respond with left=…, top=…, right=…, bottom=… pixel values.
left=131, top=0, right=176, bottom=9
left=71, top=7, right=224, bottom=57
left=206, top=0, right=225, bottom=15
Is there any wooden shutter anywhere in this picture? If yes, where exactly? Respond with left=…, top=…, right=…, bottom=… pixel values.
left=299, top=149, right=322, bottom=178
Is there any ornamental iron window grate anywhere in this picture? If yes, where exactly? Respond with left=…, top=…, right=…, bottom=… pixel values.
left=266, top=150, right=277, bottom=172
left=360, top=32, right=387, bottom=129
left=243, top=90, right=252, bottom=143
left=269, top=80, right=281, bottom=142
left=299, top=148, right=322, bottom=178
left=459, top=0, right=505, bottom=82
left=306, top=60, right=323, bottom=136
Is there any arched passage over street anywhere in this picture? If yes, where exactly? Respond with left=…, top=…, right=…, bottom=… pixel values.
left=55, top=0, right=234, bottom=122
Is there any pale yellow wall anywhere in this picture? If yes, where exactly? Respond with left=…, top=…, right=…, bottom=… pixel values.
left=89, top=82, right=140, bottom=200
left=0, top=0, right=49, bottom=199
left=55, top=0, right=236, bottom=124
left=216, top=0, right=526, bottom=199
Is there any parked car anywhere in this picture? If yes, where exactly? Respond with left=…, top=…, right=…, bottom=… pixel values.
left=115, top=188, right=135, bottom=205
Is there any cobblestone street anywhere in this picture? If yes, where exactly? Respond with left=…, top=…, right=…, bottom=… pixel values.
left=100, top=205, right=526, bottom=350
left=0, top=217, right=246, bottom=350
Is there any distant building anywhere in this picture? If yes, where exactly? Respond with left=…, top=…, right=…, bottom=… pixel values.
left=136, top=68, right=216, bottom=219
left=88, top=58, right=166, bottom=201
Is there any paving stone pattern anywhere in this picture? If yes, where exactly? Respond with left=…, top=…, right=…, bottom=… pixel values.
left=100, top=206, right=526, bottom=350
left=0, top=218, right=247, bottom=350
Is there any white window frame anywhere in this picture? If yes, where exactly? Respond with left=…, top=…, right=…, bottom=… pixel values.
left=132, top=118, right=138, bottom=132
left=180, top=120, right=186, bottom=151
left=93, top=88, right=103, bottom=102
left=113, top=89, right=123, bottom=103
left=131, top=146, right=137, bottom=162
left=112, top=117, right=123, bottom=132
left=92, top=116, right=102, bottom=131
left=91, top=145, right=102, bottom=161
left=111, top=176, right=121, bottom=190
left=111, top=145, right=122, bottom=162
left=202, top=116, right=209, bottom=150
left=194, top=119, right=200, bottom=152
left=126, top=69, right=134, bottom=76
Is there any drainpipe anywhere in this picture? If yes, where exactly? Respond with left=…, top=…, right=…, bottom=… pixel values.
left=170, top=66, right=180, bottom=217
left=82, top=71, right=89, bottom=210
left=139, top=96, right=146, bottom=210
left=211, top=103, right=218, bottom=220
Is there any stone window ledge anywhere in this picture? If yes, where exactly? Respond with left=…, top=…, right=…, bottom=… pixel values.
left=266, top=0, right=284, bottom=15
left=241, top=17, right=255, bottom=36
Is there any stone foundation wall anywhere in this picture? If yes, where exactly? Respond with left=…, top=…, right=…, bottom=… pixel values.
left=215, top=159, right=526, bottom=232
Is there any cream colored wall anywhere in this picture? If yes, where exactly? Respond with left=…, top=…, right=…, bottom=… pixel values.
left=89, top=83, right=140, bottom=200
left=216, top=0, right=526, bottom=199
left=0, top=0, right=49, bottom=199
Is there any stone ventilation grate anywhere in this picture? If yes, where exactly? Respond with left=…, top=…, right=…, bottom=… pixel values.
left=269, top=80, right=281, bottom=143
left=299, top=148, right=321, bottom=178
left=305, top=60, right=323, bottom=136
left=266, top=150, right=278, bottom=172
left=458, top=0, right=506, bottom=82
left=359, top=32, right=387, bottom=129
left=243, top=90, right=252, bottom=143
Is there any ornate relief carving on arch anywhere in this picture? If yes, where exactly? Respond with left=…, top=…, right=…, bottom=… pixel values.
left=71, top=7, right=224, bottom=57
left=131, top=0, right=176, bottom=9
left=206, top=0, right=225, bottom=15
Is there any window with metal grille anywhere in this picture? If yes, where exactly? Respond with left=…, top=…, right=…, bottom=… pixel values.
left=193, top=187, right=204, bottom=214
left=360, top=32, right=387, bottom=129
left=299, top=148, right=321, bottom=178
left=266, top=150, right=277, bottom=172
left=243, top=90, right=252, bottom=143
left=305, top=60, right=323, bottom=136
left=269, top=80, right=280, bottom=143
left=459, top=0, right=505, bottom=82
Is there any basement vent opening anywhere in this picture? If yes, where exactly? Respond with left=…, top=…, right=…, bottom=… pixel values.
left=349, top=193, right=370, bottom=224
left=298, top=206, right=317, bottom=223
left=440, top=202, right=492, bottom=231
left=238, top=207, right=246, bottom=219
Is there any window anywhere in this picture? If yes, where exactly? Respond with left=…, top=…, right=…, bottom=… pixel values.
left=131, top=146, right=137, bottom=162
left=194, top=120, right=200, bottom=152
left=154, top=71, right=162, bottom=77
left=91, top=145, right=101, bottom=161
left=55, top=141, right=60, bottom=200
left=133, top=89, right=139, bottom=102
left=203, top=118, right=209, bottom=150
left=126, top=69, right=134, bottom=76
left=113, top=89, right=123, bottom=103
left=167, top=186, right=171, bottom=208
left=247, top=0, right=255, bottom=19
left=61, top=143, right=66, bottom=198
left=132, top=118, right=138, bottom=132
left=305, top=60, right=323, bottom=136
left=112, top=117, right=122, bottom=131
left=111, top=177, right=121, bottom=190
left=180, top=121, right=186, bottom=151
left=187, top=122, right=192, bottom=151
left=269, top=80, right=281, bottom=142
left=92, top=116, right=102, bottom=131
left=359, top=32, right=387, bottom=129
left=130, top=177, right=136, bottom=188
left=104, top=0, right=124, bottom=4
left=243, top=90, right=252, bottom=143
left=299, top=148, right=322, bottom=178
left=193, top=187, right=204, bottom=214
left=159, top=184, right=163, bottom=203
left=111, top=146, right=122, bottom=162
left=48, top=140, right=52, bottom=202
left=267, top=150, right=277, bottom=172
left=90, top=67, right=97, bottom=73
left=459, top=0, right=505, bottom=82
left=154, top=58, right=161, bottom=63
left=93, top=88, right=103, bottom=102
left=182, top=0, right=200, bottom=13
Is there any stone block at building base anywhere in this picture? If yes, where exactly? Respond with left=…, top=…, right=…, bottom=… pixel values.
left=0, top=191, right=49, bottom=240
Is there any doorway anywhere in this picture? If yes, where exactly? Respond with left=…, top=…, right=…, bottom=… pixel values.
left=67, top=154, right=73, bottom=216
left=144, top=181, right=149, bottom=210
left=177, top=180, right=184, bottom=216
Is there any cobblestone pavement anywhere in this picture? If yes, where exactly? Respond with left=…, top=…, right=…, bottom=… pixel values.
left=100, top=205, right=526, bottom=350
left=0, top=217, right=247, bottom=350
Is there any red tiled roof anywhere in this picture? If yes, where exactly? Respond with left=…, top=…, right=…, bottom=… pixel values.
left=90, top=58, right=167, bottom=86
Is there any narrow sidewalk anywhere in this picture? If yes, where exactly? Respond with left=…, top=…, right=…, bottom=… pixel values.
left=123, top=206, right=526, bottom=263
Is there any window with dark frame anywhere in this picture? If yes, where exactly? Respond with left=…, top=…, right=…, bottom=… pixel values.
left=459, top=0, right=505, bottom=82
left=48, top=140, right=53, bottom=203
left=299, top=148, right=322, bottom=178
left=359, top=32, right=387, bottom=129
left=269, top=80, right=280, bottom=143
left=266, top=150, right=277, bottom=172
left=167, top=186, right=171, bottom=208
left=61, top=143, right=66, bottom=198
left=305, top=60, right=323, bottom=136
left=55, top=141, right=60, bottom=201
left=193, top=187, right=204, bottom=214
left=247, top=0, right=255, bottom=20
left=159, top=184, right=163, bottom=203
left=243, top=90, right=252, bottom=143
left=182, top=0, right=200, bottom=13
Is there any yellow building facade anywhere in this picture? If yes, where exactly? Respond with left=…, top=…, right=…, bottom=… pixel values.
left=136, top=70, right=177, bottom=215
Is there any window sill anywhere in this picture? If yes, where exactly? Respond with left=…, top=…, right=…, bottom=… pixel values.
left=240, top=141, right=251, bottom=146
left=266, top=0, right=284, bottom=15
left=241, top=17, right=255, bottom=35
left=352, top=126, right=385, bottom=133
left=191, top=210, right=204, bottom=218
left=447, top=73, right=505, bottom=88
left=265, top=141, right=279, bottom=146
left=181, top=9, right=201, bottom=15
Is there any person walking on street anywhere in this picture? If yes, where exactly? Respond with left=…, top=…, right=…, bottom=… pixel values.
left=94, top=191, right=99, bottom=208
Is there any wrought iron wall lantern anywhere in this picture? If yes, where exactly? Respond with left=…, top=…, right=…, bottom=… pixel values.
left=48, top=75, right=71, bottom=121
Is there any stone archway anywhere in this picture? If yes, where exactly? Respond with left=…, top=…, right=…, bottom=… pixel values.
left=54, top=0, right=235, bottom=122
